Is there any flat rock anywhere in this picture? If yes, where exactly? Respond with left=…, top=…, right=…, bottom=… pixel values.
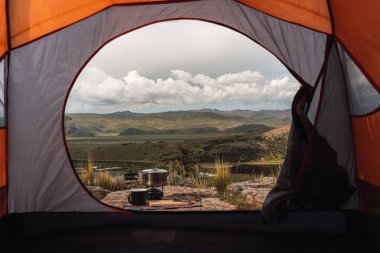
left=101, top=178, right=274, bottom=210
left=228, top=177, right=275, bottom=207
left=87, top=186, right=110, bottom=200
left=101, top=190, right=129, bottom=208
left=163, top=186, right=217, bottom=200
left=101, top=186, right=234, bottom=211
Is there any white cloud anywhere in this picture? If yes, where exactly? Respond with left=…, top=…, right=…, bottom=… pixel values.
left=66, top=67, right=299, bottom=113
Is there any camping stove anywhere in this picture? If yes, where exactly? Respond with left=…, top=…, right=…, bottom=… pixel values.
left=141, top=169, right=168, bottom=200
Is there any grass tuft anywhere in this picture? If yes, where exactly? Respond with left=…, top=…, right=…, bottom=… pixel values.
left=191, top=164, right=209, bottom=189
left=213, top=158, right=231, bottom=197
left=95, top=171, right=124, bottom=191
left=79, top=152, right=95, bottom=185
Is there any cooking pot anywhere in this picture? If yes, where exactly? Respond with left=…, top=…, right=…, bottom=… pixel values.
left=142, top=168, right=168, bottom=187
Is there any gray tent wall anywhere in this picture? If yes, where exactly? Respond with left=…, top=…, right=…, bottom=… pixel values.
left=8, top=0, right=341, bottom=213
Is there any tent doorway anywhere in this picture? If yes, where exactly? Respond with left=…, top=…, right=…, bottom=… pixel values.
left=64, top=20, right=300, bottom=212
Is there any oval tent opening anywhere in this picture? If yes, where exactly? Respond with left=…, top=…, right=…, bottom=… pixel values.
left=64, top=20, right=300, bottom=211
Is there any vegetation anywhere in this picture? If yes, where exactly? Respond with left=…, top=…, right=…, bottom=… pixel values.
left=213, top=159, right=231, bottom=197
left=191, top=164, right=209, bottom=189
left=95, top=172, right=124, bottom=191
left=166, top=160, right=189, bottom=186
left=270, top=165, right=281, bottom=184
left=79, top=151, right=124, bottom=191
left=79, top=152, right=95, bottom=185
left=224, top=191, right=258, bottom=210
left=67, top=109, right=289, bottom=210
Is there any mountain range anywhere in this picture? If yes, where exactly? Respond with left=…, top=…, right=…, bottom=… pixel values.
left=65, top=109, right=291, bottom=137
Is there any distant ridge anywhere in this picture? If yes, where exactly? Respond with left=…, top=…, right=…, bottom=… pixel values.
left=108, top=108, right=290, bottom=118
left=119, top=124, right=271, bottom=136
left=110, top=110, right=141, bottom=116
left=65, top=109, right=291, bottom=137
left=194, top=108, right=290, bottom=119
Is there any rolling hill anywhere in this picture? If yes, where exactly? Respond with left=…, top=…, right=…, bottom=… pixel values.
left=65, top=109, right=291, bottom=137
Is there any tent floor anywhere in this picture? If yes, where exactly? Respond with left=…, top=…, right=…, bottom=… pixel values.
left=0, top=211, right=379, bottom=253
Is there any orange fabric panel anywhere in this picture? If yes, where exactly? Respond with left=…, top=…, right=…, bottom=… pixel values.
left=352, top=110, right=380, bottom=187
left=237, top=0, right=331, bottom=34
left=9, top=0, right=168, bottom=48
left=0, top=0, right=7, bottom=57
left=330, top=0, right=380, bottom=91
left=0, top=129, right=5, bottom=187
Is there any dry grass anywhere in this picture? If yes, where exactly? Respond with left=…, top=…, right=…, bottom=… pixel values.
left=79, top=151, right=124, bottom=191
left=224, top=191, right=259, bottom=210
left=213, top=158, right=231, bottom=197
left=270, top=165, right=281, bottom=184
left=191, top=164, right=209, bottom=189
left=79, top=152, right=95, bottom=185
left=95, top=171, right=124, bottom=191
left=166, top=160, right=189, bottom=186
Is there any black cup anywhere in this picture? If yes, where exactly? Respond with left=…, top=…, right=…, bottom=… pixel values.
left=128, top=188, right=148, bottom=206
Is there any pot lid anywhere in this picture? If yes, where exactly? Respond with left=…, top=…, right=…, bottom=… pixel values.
left=142, top=168, right=168, bottom=174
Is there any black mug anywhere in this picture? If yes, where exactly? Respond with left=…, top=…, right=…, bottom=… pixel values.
left=128, top=188, right=148, bottom=206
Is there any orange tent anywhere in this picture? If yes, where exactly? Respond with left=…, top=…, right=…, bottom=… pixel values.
left=0, top=0, right=379, bottom=234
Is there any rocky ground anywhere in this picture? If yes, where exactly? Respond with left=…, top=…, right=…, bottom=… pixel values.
left=227, top=177, right=274, bottom=207
left=95, top=177, right=275, bottom=211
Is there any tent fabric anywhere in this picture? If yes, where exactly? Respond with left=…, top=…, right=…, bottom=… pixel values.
left=0, top=0, right=7, bottom=58
left=0, top=58, right=5, bottom=127
left=8, top=0, right=168, bottom=49
left=330, top=0, right=380, bottom=92
left=8, top=0, right=327, bottom=213
left=312, top=45, right=356, bottom=190
left=337, top=44, right=380, bottom=116
left=0, top=0, right=379, bottom=219
left=357, top=179, right=380, bottom=216
left=0, top=129, right=5, bottom=188
left=263, top=41, right=358, bottom=221
left=352, top=112, right=380, bottom=188
left=291, top=44, right=356, bottom=209
left=9, top=0, right=332, bottom=50
left=0, top=186, right=7, bottom=217
left=237, top=0, right=331, bottom=34
left=8, top=0, right=329, bottom=87
left=307, top=77, right=322, bottom=124
left=261, top=89, right=311, bottom=223
left=237, top=3, right=326, bottom=87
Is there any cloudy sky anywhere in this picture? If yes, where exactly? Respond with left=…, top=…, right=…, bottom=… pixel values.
left=66, top=20, right=300, bottom=113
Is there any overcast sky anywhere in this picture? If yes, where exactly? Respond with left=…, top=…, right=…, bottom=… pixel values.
left=66, top=20, right=300, bottom=114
